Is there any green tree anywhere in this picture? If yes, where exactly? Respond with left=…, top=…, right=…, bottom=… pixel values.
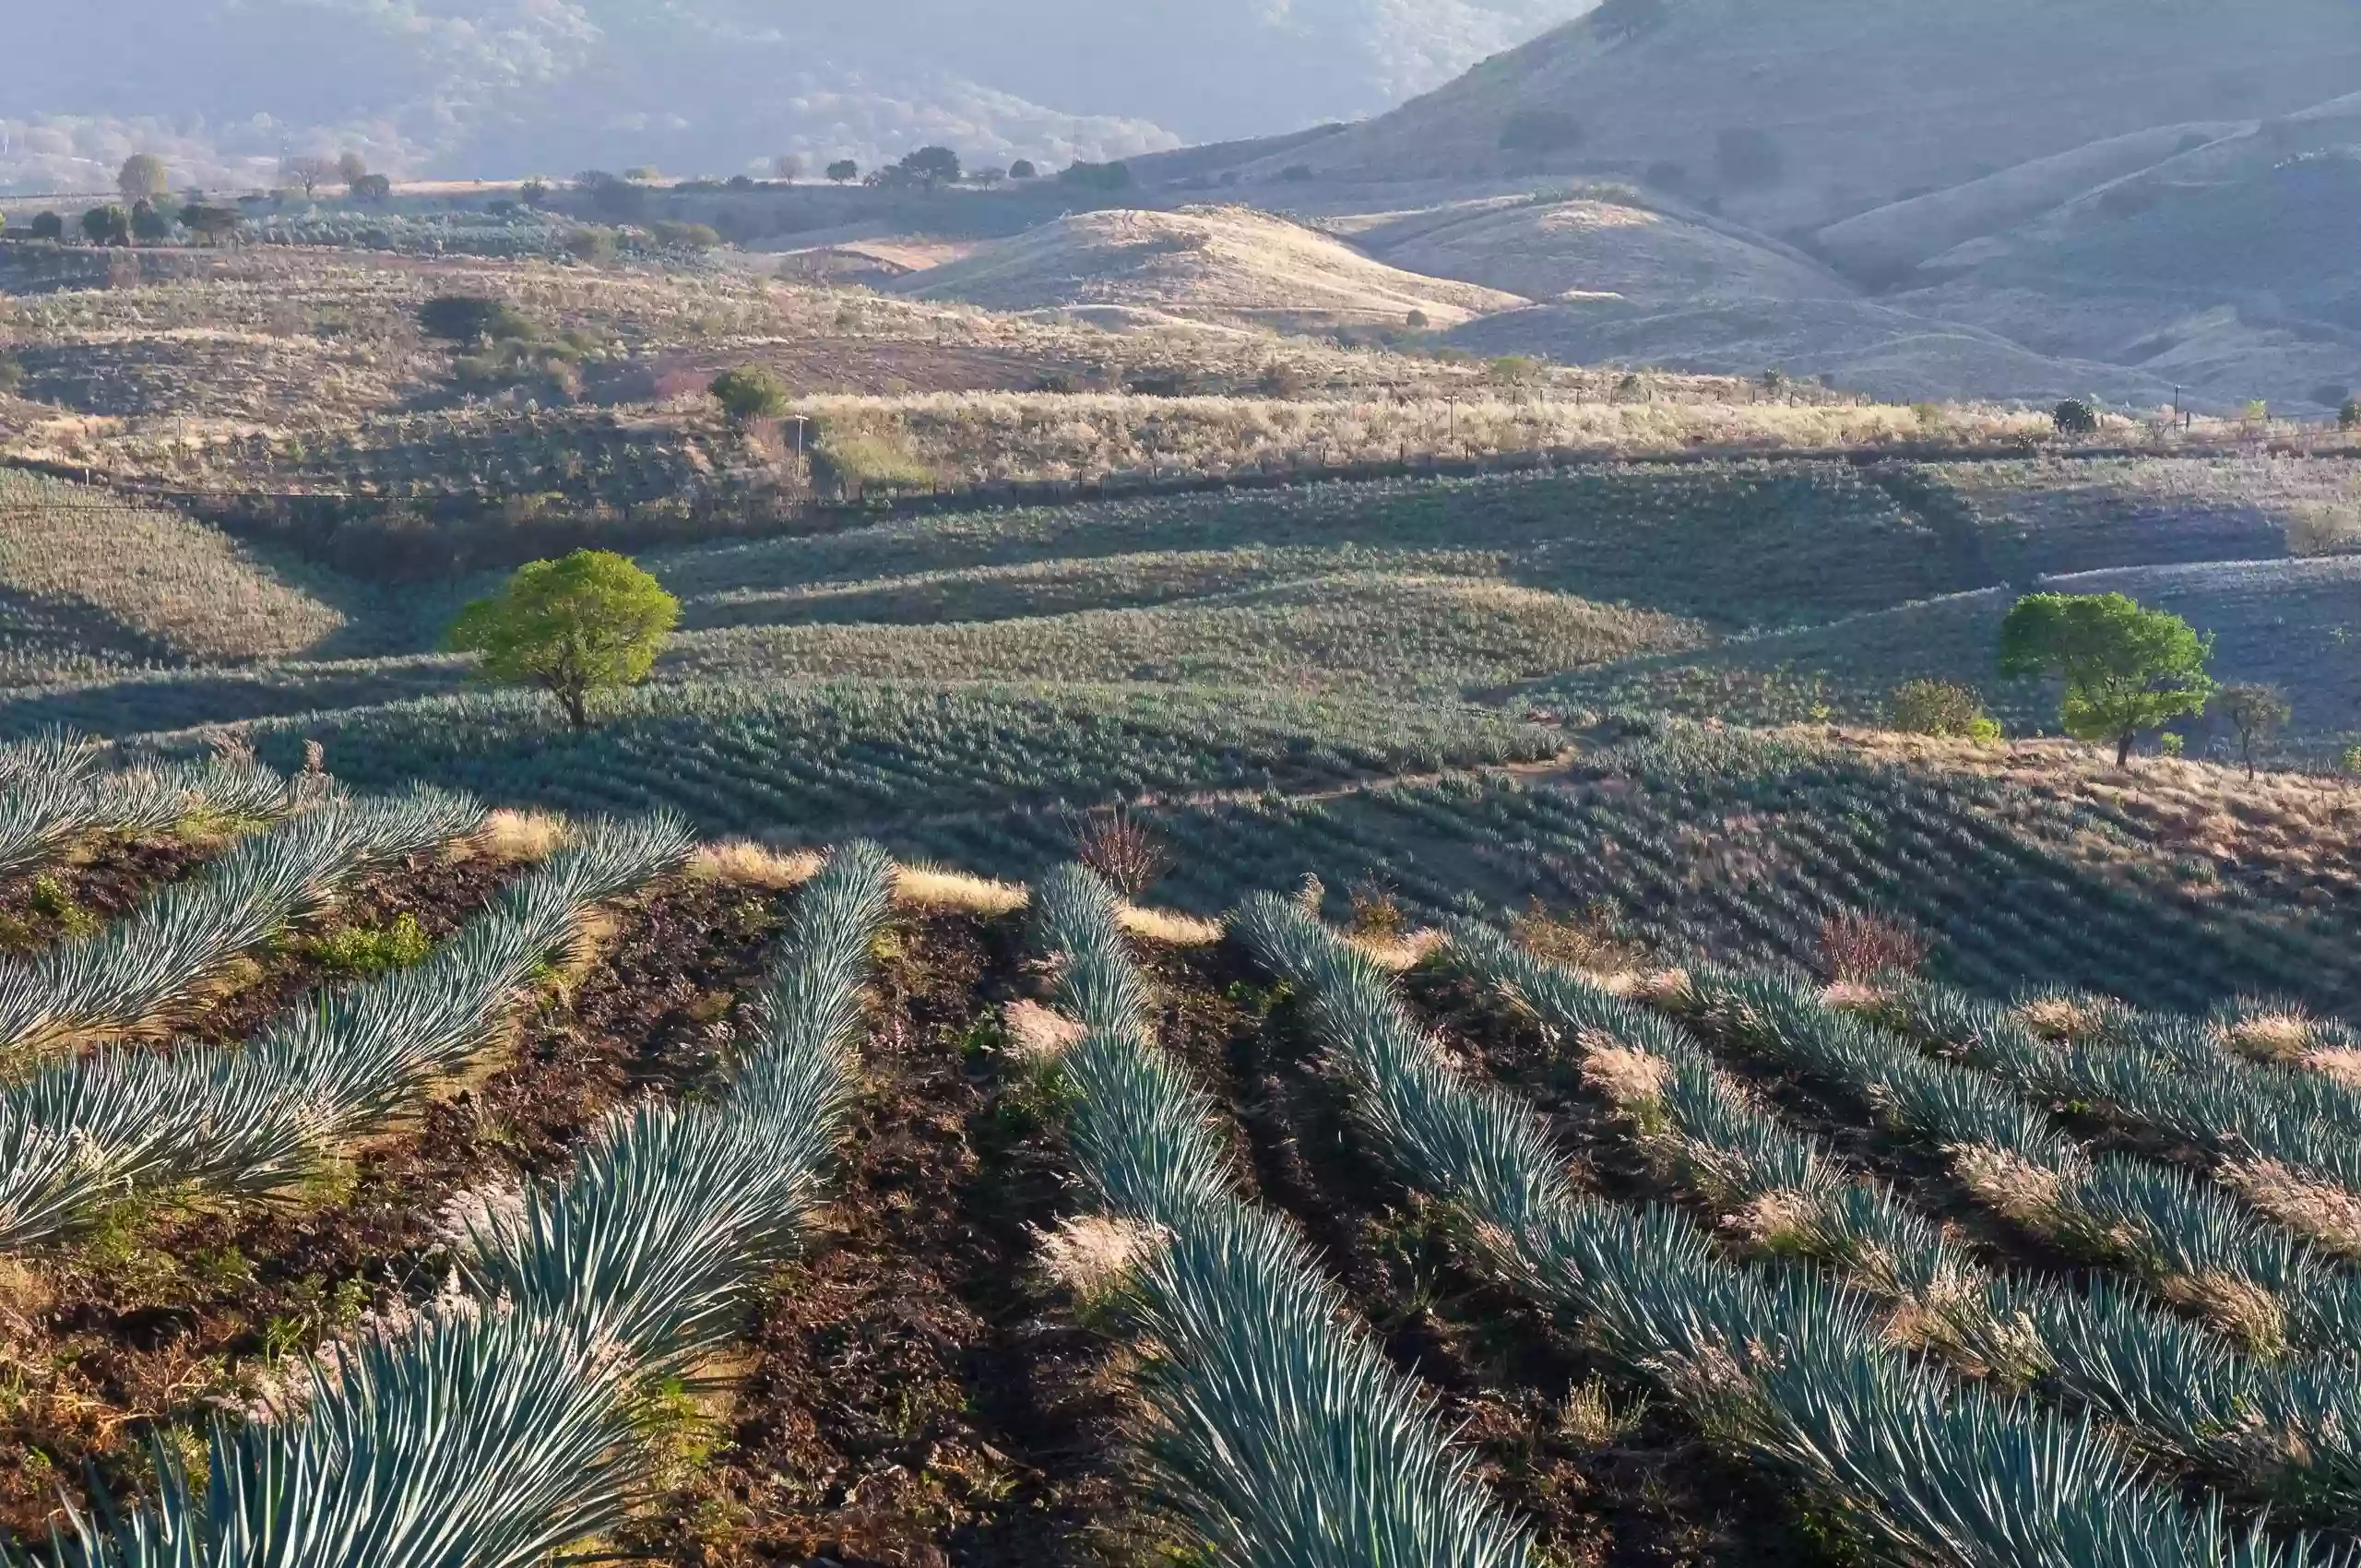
left=709, top=365, right=789, bottom=422
left=445, top=551, right=679, bottom=730
left=1009, top=159, right=1038, bottom=180
left=29, top=212, right=64, bottom=240
left=565, top=226, right=619, bottom=263
left=179, top=203, right=244, bottom=244
left=1889, top=679, right=1999, bottom=742
left=419, top=295, right=536, bottom=344
left=2052, top=397, right=2099, bottom=435
left=1998, top=591, right=2214, bottom=768
left=897, top=146, right=962, bottom=189
left=117, top=154, right=170, bottom=203
left=81, top=205, right=131, bottom=246
left=2214, top=683, right=2291, bottom=779
left=338, top=151, right=370, bottom=192
left=128, top=200, right=172, bottom=244
left=826, top=160, right=859, bottom=184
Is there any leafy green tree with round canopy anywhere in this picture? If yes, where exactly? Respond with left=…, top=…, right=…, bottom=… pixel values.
left=709, top=365, right=789, bottom=422
left=445, top=551, right=679, bottom=730
left=1998, top=591, right=2213, bottom=768
left=117, top=154, right=170, bottom=203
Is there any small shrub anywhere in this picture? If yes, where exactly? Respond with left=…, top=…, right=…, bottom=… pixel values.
left=2160, top=732, right=2185, bottom=758
left=27, top=875, right=99, bottom=939
left=709, top=365, right=789, bottom=422
left=2343, top=744, right=2361, bottom=778
left=2341, top=398, right=2360, bottom=431
left=1060, top=160, right=1133, bottom=193
left=2214, top=683, right=2290, bottom=778
left=29, top=211, right=65, bottom=240
left=419, top=295, right=536, bottom=345
left=1069, top=804, right=1174, bottom=897
left=565, top=227, right=619, bottom=263
left=1347, top=877, right=1407, bottom=941
left=2052, top=398, right=2100, bottom=435
left=1890, top=679, right=1999, bottom=742
left=1818, top=909, right=1930, bottom=984
left=1279, top=164, right=1317, bottom=183
left=2285, top=502, right=2360, bottom=557
left=1256, top=362, right=1311, bottom=398
left=309, top=913, right=433, bottom=977
left=1512, top=897, right=1648, bottom=973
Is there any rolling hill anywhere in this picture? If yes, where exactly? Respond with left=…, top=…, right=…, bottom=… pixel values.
left=888, top=207, right=1530, bottom=327
left=1225, top=0, right=2361, bottom=234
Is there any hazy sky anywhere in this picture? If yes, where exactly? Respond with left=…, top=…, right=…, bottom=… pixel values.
left=2, top=0, right=1596, bottom=189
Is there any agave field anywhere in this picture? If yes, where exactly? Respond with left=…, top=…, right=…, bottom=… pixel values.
left=13, top=717, right=2361, bottom=1566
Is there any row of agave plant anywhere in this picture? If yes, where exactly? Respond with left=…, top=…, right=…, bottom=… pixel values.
left=1233, top=895, right=2347, bottom=1568
left=0, top=782, right=484, bottom=1064
left=10, top=837, right=897, bottom=1568
left=1666, top=966, right=2361, bottom=1361
left=0, top=814, right=697, bottom=1252
left=1443, top=932, right=2361, bottom=1526
left=1025, top=864, right=1531, bottom=1568
left=1857, top=979, right=2361, bottom=1253
left=0, top=733, right=294, bottom=882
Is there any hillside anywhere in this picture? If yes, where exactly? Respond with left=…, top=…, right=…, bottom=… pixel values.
left=1233, top=0, right=2361, bottom=234
left=889, top=207, right=1531, bottom=328
left=1349, top=190, right=1852, bottom=307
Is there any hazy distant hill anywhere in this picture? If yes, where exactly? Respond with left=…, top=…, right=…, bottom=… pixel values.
left=0, top=0, right=1596, bottom=192
left=1238, top=0, right=2361, bottom=235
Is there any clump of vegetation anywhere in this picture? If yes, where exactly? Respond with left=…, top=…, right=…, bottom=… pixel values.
left=813, top=422, right=936, bottom=495
left=1059, top=160, right=1133, bottom=193
left=1999, top=591, right=2213, bottom=768
left=307, top=912, right=433, bottom=976
left=1069, top=803, right=1173, bottom=897
left=1889, top=679, right=2000, bottom=742
left=2052, top=398, right=2100, bottom=435
left=2341, top=398, right=2360, bottom=431
left=1511, top=897, right=1648, bottom=973
left=1817, top=908, right=1929, bottom=984
left=708, top=365, right=789, bottom=423
left=1347, top=876, right=1407, bottom=941
left=446, top=549, right=680, bottom=729
left=2214, top=683, right=2291, bottom=778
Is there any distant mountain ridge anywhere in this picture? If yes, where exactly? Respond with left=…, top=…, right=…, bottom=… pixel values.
left=0, top=0, right=1597, bottom=192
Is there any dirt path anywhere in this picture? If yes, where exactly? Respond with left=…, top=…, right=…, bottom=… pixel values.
left=637, top=909, right=1135, bottom=1566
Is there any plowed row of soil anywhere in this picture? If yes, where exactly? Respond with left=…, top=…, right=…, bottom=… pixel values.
left=630, top=909, right=1138, bottom=1567
left=0, top=873, right=795, bottom=1537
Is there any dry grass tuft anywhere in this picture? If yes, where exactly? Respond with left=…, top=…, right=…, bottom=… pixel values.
left=687, top=840, right=823, bottom=890
left=1116, top=903, right=1224, bottom=946
left=2017, top=993, right=2112, bottom=1041
left=1002, top=998, right=1086, bottom=1063
left=2157, top=1269, right=2289, bottom=1354
left=1818, top=909, right=1930, bottom=985
left=1582, top=1042, right=1673, bottom=1111
left=1350, top=928, right=1445, bottom=971
left=1951, top=1145, right=2070, bottom=1229
left=2302, top=1048, right=2361, bottom=1088
left=1555, top=1374, right=1648, bottom=1449
left=1035, top=1214, right=1164, bottom=1305
left=2221, top=1158, right=2361, bottom=1258
left=469, top=809, right=571, bottom=864
left=1511, top=897, right=1649, bottom=973
left=2216, top=1012, right=2317, bottom=1064
left=892, top=862, right=1029, bottom=915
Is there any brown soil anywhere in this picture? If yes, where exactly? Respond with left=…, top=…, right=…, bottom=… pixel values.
left=0, top=835, right=218, bottom=955
left=172, top=847, right=531, bottom=1050
left=635, top=909, right=1137, bottom=1567
left=1184, top=940, right=1835, bottom=1568
left=0, top=874, right=795, bottom=1537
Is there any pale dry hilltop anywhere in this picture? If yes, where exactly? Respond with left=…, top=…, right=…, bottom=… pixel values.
left=889, top=207, right=1531, bottom=329
left=1347, top=191, right=1853, bottom=307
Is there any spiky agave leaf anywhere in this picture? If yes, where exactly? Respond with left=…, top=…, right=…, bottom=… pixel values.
left=1033, top=865, right=1533, bottom=1568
